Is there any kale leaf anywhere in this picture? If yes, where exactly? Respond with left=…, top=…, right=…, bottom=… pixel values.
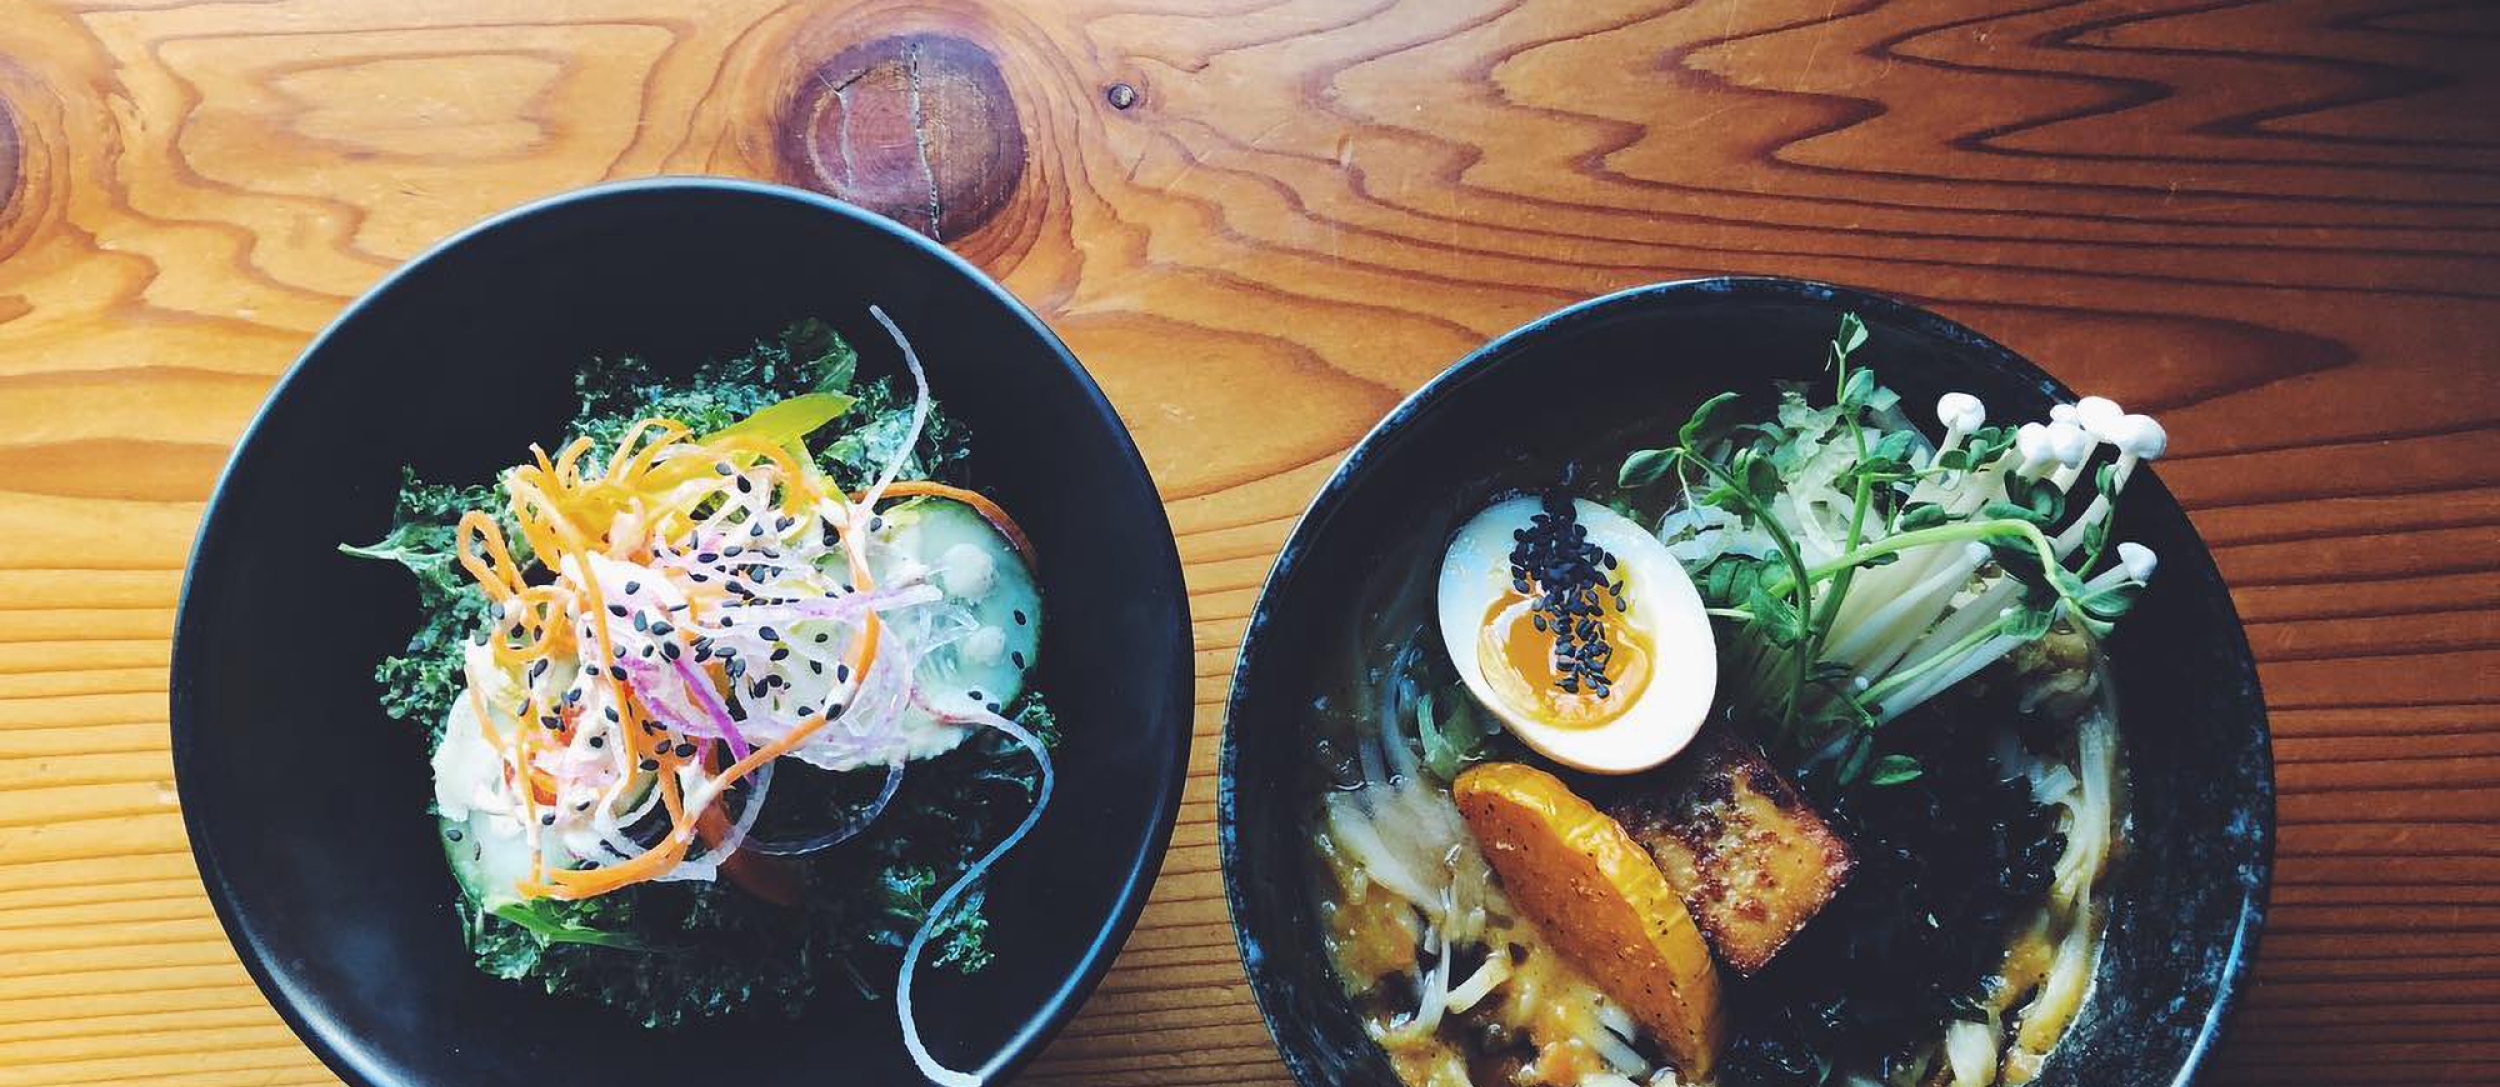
left=566, top=318, right=857, bottom=460
left=340, top=469, right=515, bottom=745
left=466, top=880, right=821, bottom=1030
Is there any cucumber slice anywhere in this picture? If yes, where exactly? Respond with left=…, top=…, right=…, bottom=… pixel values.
left=441, top=811, right=534, bottom=912
left=871, top=498, right=1041, bottom=753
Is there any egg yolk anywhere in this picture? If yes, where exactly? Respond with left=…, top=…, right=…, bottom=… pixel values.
left=1476, top=585, right=1652, bottom=730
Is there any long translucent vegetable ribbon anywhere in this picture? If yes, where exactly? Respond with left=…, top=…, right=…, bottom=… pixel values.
left=743, top=761, right=905, bottom=857
left=862, top=305, right=931, bottom=512
left=895, top=705, right=1054, bottom=1087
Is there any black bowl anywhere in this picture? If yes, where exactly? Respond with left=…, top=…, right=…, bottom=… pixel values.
left=1220, top=277, right=2273, bottom=1087
left=171, top=178, right=1192, bottom=1086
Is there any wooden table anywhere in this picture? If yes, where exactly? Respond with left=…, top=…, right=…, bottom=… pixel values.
left=1, top=1, right=2493, bottom=1084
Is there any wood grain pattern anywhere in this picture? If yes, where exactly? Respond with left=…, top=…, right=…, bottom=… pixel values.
left=0, top=0, right=2493, bottom=1084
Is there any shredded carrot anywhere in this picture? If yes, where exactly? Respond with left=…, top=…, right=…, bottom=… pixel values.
left=609, top=418, right=692, bottom=487
left=455, top=512, right=524, bottom=599
left=502, top=474, right=585, bottom=561
left=856, top=480, right=1037, bottom=564
left=552, top=436, right=593, bottom=485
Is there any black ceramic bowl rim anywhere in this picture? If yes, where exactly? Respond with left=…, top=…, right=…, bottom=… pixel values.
left=169, top=177, right=1192, bottom=1087
left=1218, top=275, right=2274, bottom=1087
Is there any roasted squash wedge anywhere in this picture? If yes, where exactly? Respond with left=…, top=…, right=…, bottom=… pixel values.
left=1453, top=762, right=1724, bottom=1079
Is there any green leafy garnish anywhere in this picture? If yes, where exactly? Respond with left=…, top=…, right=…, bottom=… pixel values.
left=1620, top=314, right=2153, bottom=776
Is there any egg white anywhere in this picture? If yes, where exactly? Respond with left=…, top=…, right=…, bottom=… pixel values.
left=1436, top=497, right=1716, bottom=774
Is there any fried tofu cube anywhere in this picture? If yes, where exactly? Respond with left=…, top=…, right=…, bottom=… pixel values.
left=1601, top=725, right=1853, bottom=975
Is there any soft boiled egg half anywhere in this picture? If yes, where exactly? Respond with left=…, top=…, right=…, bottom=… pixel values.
left=1436, top=496, right=1716, bottom=774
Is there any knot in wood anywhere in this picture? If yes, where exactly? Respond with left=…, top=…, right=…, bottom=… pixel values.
left=782, top=33, right=1024, bottom=242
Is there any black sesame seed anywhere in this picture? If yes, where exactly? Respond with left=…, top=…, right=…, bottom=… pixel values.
left=868, top=516, right=885, bottom=532
left=608, top=604, right=628, bottom=618
left=624, top=580, right=641, bottom=595
left=640, top=759, right=660, bottom=772
left=1011, top=651, right=1027, bottom=669
left=770, top=646, right=789, bottom=661
left=967, top=689, right=984, bottom=701
left=633, top=612, right=649, bottom=632
left=675, top=743, right=697, bottom=759
left=650, top=621, right=672, bottom=636
left=589, top=735, right=605, bottom=748
left=759, top=625, right=780, bottom=641
left=445, top=828, right=464, bottom=842
left=714, top=462, right=734, bottom=476
left=698, top=552, right=719, bottom=563
left=814, top=632, right=830, bottom=644
left=542, top=813, right=558, bottom=826
left=836, top=663, right=851, bottom=682
left=604, top=706, right=620, bottom=722
left=1012, top=609, right=1028, bottom=626
left=1509, top=494, right=1621, bottom=694
left=662, top=642, right=681, bottom=661
left=986, top=701, right=1002, bottom=714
